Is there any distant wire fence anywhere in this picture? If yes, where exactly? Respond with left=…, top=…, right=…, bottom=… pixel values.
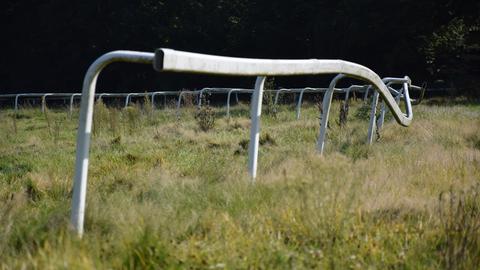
left=0, top=84, right=429, bottom=117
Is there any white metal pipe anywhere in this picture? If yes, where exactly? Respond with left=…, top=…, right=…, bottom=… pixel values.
left=154, top=48, right=412, bottom=126
left=14, top=93, right=56, bottom=113
left=71, top=50, right=154, bottom=237
left=41, top=93, right=54, bottom=113
left=69, top=93, right=82, bottom=116
left=248, top=76, right=266, bottom=181
left=72, top=49, right=416, bottom=237
left=14, top=94, right=25, bottom=112
left=317, top=74, right=346, bottom=154
left=296, top=88, right=308, bottom=120
left=124, top=93, right=134, bottom=108
left=376, top=78, right=412, bottom=131
left=367, top=91, right=380, bottom=144
left=197, top=88, right=210, bottom=108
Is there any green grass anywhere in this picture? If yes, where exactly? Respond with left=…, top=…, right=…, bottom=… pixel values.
left=0, top=99, right=479, bottom=269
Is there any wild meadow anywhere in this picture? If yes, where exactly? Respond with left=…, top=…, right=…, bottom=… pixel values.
left=0, top=96, right=479, bottom=269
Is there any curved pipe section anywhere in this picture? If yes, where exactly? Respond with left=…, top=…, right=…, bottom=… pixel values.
left=154, top=48, right=412, bottom=127
left=71, top=51, right=154, bottom=237
left=317, top=74, right=346, bottom=154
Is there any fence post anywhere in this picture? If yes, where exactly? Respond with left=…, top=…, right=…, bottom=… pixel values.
left=367, top=91, right=380, bottom=144
left=248, top=76, right=266, bottom=181
left=317, top=74, right=345, bottom=154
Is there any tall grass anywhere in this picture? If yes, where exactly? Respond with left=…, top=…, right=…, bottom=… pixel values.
left=0, top=100, right=479, bottom=268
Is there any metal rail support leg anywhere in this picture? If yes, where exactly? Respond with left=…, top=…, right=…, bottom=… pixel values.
left=71, top=51, right=154, bottom=237
left=273, top=89, right=288, bottom=114
left=363, top=87, right=370, bottom=102
left=295, top=88, right=307, bottom=120
left=42, top=94, right=53, bottom=113
left=226, top=89, right=236, bottom=118
left=125, top=93, right=134, bottom=108
left=377, top=100, right=386, bottom=130
left=176, top=91, right=185, bottom=118
left=70, top=93, right=82, bottom=117
left=317, top=74, right=345, bottom=155
left=248, top=76, right=266, bottom=181
left=151, top=93, right=157, bottom=109
left=367, top=91, right=380, bottom=144
left=14, top=94, right=22, bottom=113
left=198, top=88, right=208, bottom=108
left=344, top=88, right=351, bottom=103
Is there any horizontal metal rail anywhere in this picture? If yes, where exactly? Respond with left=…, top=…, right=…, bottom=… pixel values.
left=71, top=49, right=416, bottom=237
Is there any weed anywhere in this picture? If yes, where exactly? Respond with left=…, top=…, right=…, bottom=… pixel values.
left=124, top=105, right=142, bottom=134
left=354, top=102, right=371, bottom=121
left=93, top=100, right=110, bottom=135
left=12, top=112, right=18, bottom=135
left=438, top=185, right=480, bottom=269
left=260, top=132, right=276, bottom=146
left=195, top=105, right=216, bottom=132
left=338, top=101, right=349, bottom=127
left=181, top=90, right=196, bottom=108
left=142, top=93, right=156, bottom=125
left=110, top=136, right=122, bottom=148
left=109, top=108, right=120, bottom=137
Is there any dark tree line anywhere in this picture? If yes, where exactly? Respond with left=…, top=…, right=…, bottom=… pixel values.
left=1, top=0, right=479, bottom=95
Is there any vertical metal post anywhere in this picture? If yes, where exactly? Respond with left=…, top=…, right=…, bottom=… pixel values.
left=273, top=89, right=282, bottom=114
left=363, top=86, right=370, bottom=102
left=176, top=91, right=184, bottom=118
left=226, top=89, right=235, bottom=118
left=198, top=88, right=206, bottom=108
left=317, top=74, right=345, bottom=154
left=14, top=94, right=21, bottom=113
left=344, top=87, right=351, bottom=103
left=248, top=76, right=266, bottom=181
left=71, top=51, right=154, bottom=237
left=42, top=94, right=52, bottom=113
left=151, top=92, right=157, bottom=109
left=295, top=88, right=307, bottom=120
left=125, top=94, right=133, bottom=108
left=41, top=95, right=46, bottom=113
left=367, top=91, right=380, bottom=144
left=70, top=94, right=76, bottom=115
left=72, top=70, right=100, bottom=237
left=70, top=94, right=81, bottom=117
left=377, top=100, right=386, bottom=130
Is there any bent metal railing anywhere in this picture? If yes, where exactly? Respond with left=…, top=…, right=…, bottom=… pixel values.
left=71, top=49, right=414, bottom=236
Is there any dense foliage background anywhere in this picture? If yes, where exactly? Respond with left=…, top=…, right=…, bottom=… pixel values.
left=1, top=0, right=479, bottom=95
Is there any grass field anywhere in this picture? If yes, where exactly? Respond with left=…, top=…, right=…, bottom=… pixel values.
left=0, top=98, right=479, bottom=269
